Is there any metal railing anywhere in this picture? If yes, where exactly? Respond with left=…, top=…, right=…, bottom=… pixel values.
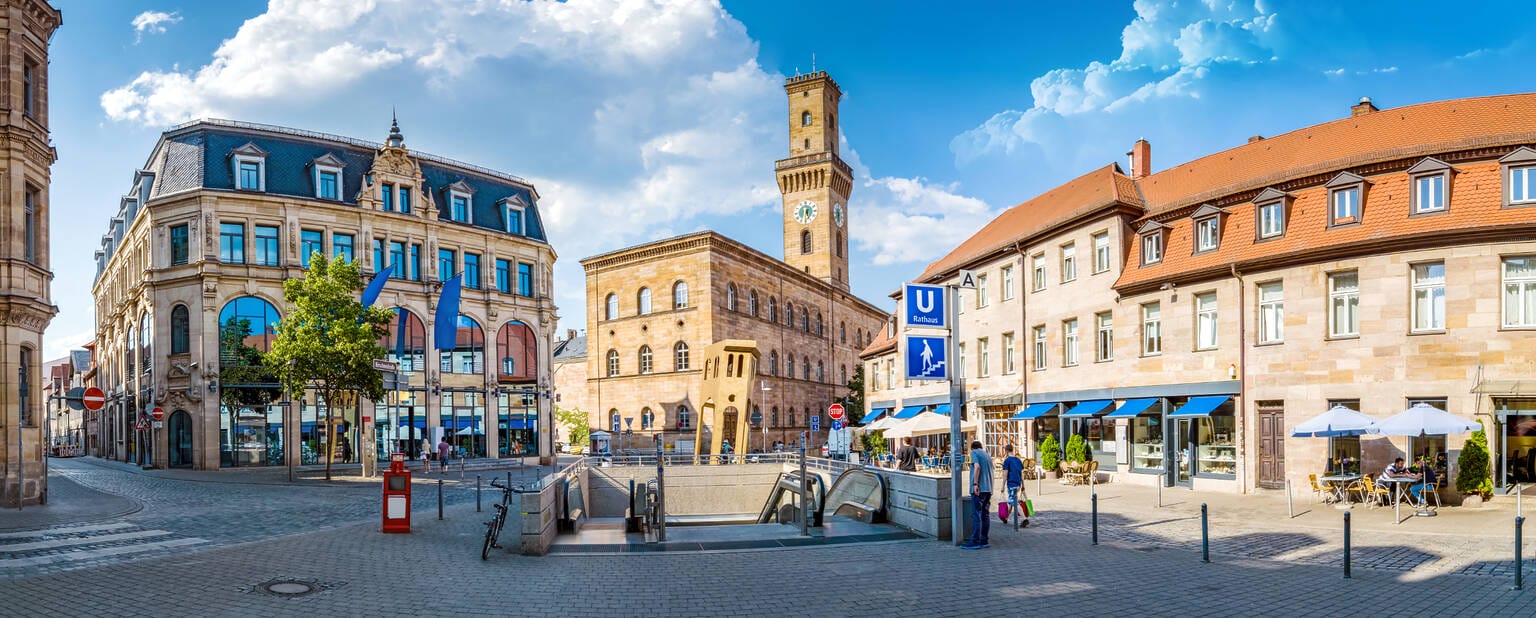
left=585, top=452, right=799, bottom=467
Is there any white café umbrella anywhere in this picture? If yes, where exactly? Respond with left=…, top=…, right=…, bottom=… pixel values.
left=1375, top=403, right=1479, bottom=437
left=1291, top=406, right=1379, bottom=437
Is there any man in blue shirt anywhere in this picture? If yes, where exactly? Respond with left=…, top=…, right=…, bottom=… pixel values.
left=1000, top=444, right=1028, bottom=528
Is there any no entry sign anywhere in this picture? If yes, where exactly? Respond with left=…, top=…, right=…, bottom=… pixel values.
left=81, top=387, right=106, bottom=412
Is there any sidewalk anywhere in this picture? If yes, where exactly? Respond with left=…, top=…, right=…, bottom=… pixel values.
left=69, top=455, right=569, bottom=488
left=0, top=471, right=141, bottom=532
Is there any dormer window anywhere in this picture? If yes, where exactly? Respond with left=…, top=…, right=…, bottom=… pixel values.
left=381, top=183, right=394, bottom=211
left=1499, top=147, right=1536, bottom=208
left=1190, top=204, right=1227, bottom=254
left=1325, top=172, right=1370, bottom=227
left=398, top=186, right=413, bottom=214
left=446, top=180, right=474, bottom=223
left=1251, top=187, right=1291, bottom=240
left=230, top=142, right=268, bottom=192
left=502, top=195, right=527, bottom=235
left=311, top=153, right=346, bottom=201
left=1407, top=157, right=1453, bottom=215
left=1137, top=220, right=1169, bottom=265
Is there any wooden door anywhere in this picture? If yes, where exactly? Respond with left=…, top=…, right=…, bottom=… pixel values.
left=1257, top=404, right=1285, bottom=489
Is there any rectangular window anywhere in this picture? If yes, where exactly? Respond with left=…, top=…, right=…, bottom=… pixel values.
left=409, top=244, right=421, bottom=281
left=238, top=161, right=262, bottom=191
left=332, top=233, right=354, bottom=263
left=1196, top=218, right=1219, bottom=251
left=977, top=338, right=989, bottom=377
left=170, top=224, right=189, bottom=265
left=1331, top=187, right=1360, bottom=223
left=506, top=205, right=524, bottom=235
left=388, top=241, right=406, bottom=279
left=1095, top=311, right=1113, bottom=362
left=518, top=263, right=533, bottom=296
left=464, top=253, right=481, bottom=289
left=254, top=225, right=280, bottom=266
left=23, top=188, right=37, bottom=263
left=1195, top=292, right=1218, bottom=350
left=451, top=195, right=470, bottom=222
left=1503, top=256, right=1536, bottom=327
left=318, top=171, right=339, bottom=200
left=1002, top=331, right=1016, bottom=374
left=1329, top=272, right=1360, bottom=337
left=22, top=59, right=35, bottom=117
left=1512, top=166, right=1536, bottom=204
left=381, top=183, right=394, bottom=211
left=1142, top=232, right=1163, bottom=264
left=1031, top=253, right=1046, bottom=291
left=1032, top=325, right=1047, bottom=370
left=300, top=229, right=323, bottom=268
left=399, top=187, right=413, bottom=214
left=1412, top=262, right=1445, bottom=332
left=373, top=238, right=384, bottom=274
left=439, top=249, right=457, bottom=280
left=495, top=259, right=511, bottom=293
left=1092, top=232, right=1110, bottom=273
left=1001, top=265, right=1015, bottom=300
left=1061, top=243, right=1077, bottom=282
left=976, top=274, right=988, bottom=308
left=1142, top=302, right=1161, bottom=355
left=1259, top=201, right=1284, bottom=238
left=1258, top=281, right=1284, bottom=343
left=1062, top=319, right=1079, bottom=366
left=1414, top=175, right=1446, bottom=213
left=219, top=223, right=245, bottom=264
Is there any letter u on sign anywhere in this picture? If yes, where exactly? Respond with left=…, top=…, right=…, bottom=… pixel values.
left=903, top=283, right=947, bottom=329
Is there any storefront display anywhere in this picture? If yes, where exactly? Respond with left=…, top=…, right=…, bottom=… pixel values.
left=1130, top=415, right=1164, bottom=471
left=498, top=392, right=539, bottom=457
left=1195, top=415, right=1237, bottom=477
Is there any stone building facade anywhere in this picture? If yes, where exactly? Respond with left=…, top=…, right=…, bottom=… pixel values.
left=577, top=70, right=884, bottom=454
left=872, top=94, right=1536, bottom=495
left=90, top=118, right=557, bottom=471
left=0, top=0, right=59, bottom=506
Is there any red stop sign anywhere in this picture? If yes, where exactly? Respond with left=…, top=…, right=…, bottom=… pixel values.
left=828, top=404, right=845, bottom=421
left=81, top=387, right=106, bottom=411
left=152, top=407, right=165, bottom=421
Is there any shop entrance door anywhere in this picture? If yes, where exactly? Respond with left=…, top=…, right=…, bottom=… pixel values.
left=169, top=411, right=193, bottom=468
left=1174, top=418, right=1194, bottom=487
left=1257, top=404, right=1285, bottom=489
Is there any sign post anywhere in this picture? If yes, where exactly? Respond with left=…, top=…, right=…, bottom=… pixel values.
left=903, top=279, right=967, bottom=545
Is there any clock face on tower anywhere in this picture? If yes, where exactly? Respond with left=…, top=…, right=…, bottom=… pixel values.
left=833, top=203, right=845, bottom=228
left=794, top=200, right=818, bottom=224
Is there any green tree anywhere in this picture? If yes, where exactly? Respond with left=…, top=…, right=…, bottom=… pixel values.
left=264, top=253, right=392, bottom=481
left=860, top=430, right=888, bottom=456
left=1039, top=434, right=1061, bottom=472
left=843, top=365, right=866, bottom=423
left=555, top=407, right=590, bottom=452
left=1064, top=434, right=1089, bottom=464
left=1456, top=423, right=1493, bottom=498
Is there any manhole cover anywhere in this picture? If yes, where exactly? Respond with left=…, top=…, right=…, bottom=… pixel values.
left=1134, top=546, right=1161, bottom=552
left=257, top=579, right=321, bottom=597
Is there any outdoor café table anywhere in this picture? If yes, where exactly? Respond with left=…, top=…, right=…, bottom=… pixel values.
left=1320, top=474, right=1361, bottom=505
left=1378, top=476, right=1418, bottom=524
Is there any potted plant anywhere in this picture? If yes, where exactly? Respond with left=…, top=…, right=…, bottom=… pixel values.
left=1065, top=434, right=1089, bottom=465
left=1039, top=434, right=1061, bottom=479
left=1456, top=425, right=1493, bottom=507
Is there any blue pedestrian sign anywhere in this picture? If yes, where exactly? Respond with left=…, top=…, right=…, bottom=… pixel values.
left=832, top=419, right=844, bottom=431
left=904, top=334, right=949, bottom=381
left=903, top=283, right=947, bottom=329
left=810, top=415, right=821, bottom=431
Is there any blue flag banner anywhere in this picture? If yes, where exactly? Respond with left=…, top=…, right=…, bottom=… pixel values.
left=361, top=264, right=393, bottom=308
left=433, top=274, right=464, bottom=351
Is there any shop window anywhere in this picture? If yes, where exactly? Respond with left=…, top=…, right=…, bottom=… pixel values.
left=1130, top=414, right=1164, bottom=471
left=1194, top=414, right=1237, bottom=478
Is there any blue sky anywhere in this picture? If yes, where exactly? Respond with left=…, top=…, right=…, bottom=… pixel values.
left=42, top=0, right=1535, bottom=358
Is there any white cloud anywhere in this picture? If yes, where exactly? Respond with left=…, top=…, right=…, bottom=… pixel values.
left=131, top=10, right=182, bottom=43
left=1322, top=67, right=1345, bottom=76
left=841, top=138, right=996, bottom=266
left=43, top=329, right=93, bottom=361
left=952, top=0, right=1279, bottom=164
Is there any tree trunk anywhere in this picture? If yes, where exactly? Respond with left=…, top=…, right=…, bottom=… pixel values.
left=324, top=392, right=334, bottom=482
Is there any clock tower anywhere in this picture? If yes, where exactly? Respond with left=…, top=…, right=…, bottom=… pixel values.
left=777, top=70, right=853, bottom=290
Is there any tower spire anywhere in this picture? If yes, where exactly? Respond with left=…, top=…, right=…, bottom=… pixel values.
left=387, top=109, right=405, bottom=147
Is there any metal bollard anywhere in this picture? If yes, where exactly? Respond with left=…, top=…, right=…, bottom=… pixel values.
left=1158, top=473, right=1163, bottom=508
left=1091, top=493, right=1099, bottom=546
left=1343, top=511, right=1352, bottom=579
left=1286, top=479, right=1294, bottom=519
left=507, top=471, right=512, bottom=492
left=476, top=475, right=482, bottom=513
left=438, top=479, right=444, bottom=520
left=1517, top=516, right=1526, bottom=591
left=1201, top=503, right=1210, bottom=563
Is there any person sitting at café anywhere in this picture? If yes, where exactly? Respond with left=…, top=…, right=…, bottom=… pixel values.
left=1410, top=458, right=1439, bottom=504
left=1380, top=457, right=1419, bottom=483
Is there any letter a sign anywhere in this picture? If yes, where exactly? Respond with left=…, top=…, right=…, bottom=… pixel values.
left=903, top=283, right=947, bottom=329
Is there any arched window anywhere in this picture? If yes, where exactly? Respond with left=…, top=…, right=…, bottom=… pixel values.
left=638, top=345, right=653, bottom=374
left=605, top=293, right=618, bottom=320
left=802, top=358, right=811, bottom=381
left=440, top=315, right=484, bottom=374
left=785, top=353, right=794, bottom=379
left=836, top=231, right=844, bottom=257
left=606, top=349, right=619, bottom=376
left=379, top=308, right=427, bottom=371
left=218, top=296, right=281, bottom=364
left=726, top=284, right=737, bottom=312
left=673, top=281, right=688, bottom=309
left=641, top=407, right=653, bottom=429
left=637, top=288, right=652, bottom=315
left=801, top=309, right=809, bottom=332
left=856, top=329, right=863, bottom=348
left=674, top=341, right=690, bottom=371
left=496, top=321, right=537, bottom=383
left=139, top=313, right=153, bottom=373
left=170, top=305, right=190, bottom=355
left=749, top=290, right=759, bottom=317
left=784, top=302, right=794, bottom=327
left=801, top=111, right=812, bottom=126
left=769, top=350, right=778, bottom=376
left=677, top=405, right=692, bottom=430
left=610, top=410, right=621, bottom=432
left=839, top=321, right=846, bottom=344
left=788, top=408, right=797, bottom=427
left=771, top=406, right=779, bottom=428
left=816, top=313, right=823, bottom=336
left=817, top=360, right=824, bottom=383
left=840, top=364, right=847, bottom=384
left=801, top=230, right=812, bottom=254
left=768, top=298, right=777, bottom=322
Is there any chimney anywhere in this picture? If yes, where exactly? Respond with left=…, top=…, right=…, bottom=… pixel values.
left=1351, top=96, right=1378, bottom=117
left=1128, top=138, right=1151, bottom=179
left=566, top=328, right=577, bottom=341
left=1247, top=135, right=1264, bottom=143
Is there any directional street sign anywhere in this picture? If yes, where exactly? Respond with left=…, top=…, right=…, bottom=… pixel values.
left=831, top=419, right=844, bottom=431
left=372, top=359, right=399, bottom=372
left=81, top=387, right=106, bottom=412
left=810, top=415, right=820, bottom=431
left=902, top=283, right=947, bottom=329
left=904, top=334, right=949, bottom=381
left=750, top=409, right=763, bottom=426
left=957, top=269, right=978, bottom=289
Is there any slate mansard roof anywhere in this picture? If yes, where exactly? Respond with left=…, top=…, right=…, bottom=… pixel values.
left=96, top=119, right=548, bottom=277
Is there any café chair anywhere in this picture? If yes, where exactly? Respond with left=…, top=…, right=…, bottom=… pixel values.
left=1308, top=474, right=1332, bottom=503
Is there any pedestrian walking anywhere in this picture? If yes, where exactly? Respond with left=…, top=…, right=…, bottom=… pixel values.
left=1000, top=444, right=1028, bottom=528
left=437, top=437, right=451, bottom=473
left=420, top=441, right=432, bottom=472
left=963, top=440, right=993, bottom=549
left=896, top=437, right=918, bottom=472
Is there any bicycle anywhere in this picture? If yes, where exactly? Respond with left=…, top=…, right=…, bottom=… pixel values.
left=482, top=479, right=516, bottom=560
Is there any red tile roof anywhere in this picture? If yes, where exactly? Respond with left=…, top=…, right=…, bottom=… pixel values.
left=859, top=318, right=896, bottom=359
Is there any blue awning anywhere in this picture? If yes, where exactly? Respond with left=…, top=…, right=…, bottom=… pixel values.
left=1061, top=400, right=1113, bottom=417
left=893, top=405, right=926, bottom=419
left=398, top=418, right=426, bottom=428
left=501, top=418, right=533, bottom=430
left=1168, top=395, right=1232, bottom=418
left=932, top=404, right=952, bottom=416
left=864, top=408, right=890, bottom=423
left=1105, top=398, right=1159, bottom=418
left=1010, top=403, right=1058, bottom=420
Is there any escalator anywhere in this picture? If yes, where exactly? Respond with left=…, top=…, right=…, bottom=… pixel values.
left=757, top=472, right=826, bottom=526
left=756, top=468, right=889, bottom=526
